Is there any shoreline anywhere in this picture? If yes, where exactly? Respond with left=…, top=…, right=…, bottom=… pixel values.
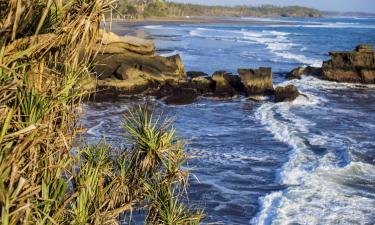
left=106, top=16, right=322, bottom=38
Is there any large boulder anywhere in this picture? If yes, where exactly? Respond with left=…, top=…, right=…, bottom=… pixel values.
left=93, top=52, right=186, bottom=87
left=274, top=85, right=300, bottom=102
left=96, top=30, right=155, bottom=55
left=238, top=67, right=273, bottom=95
left=322, top=44, right=375, bottom=83
left=211, top=71, right=243, bottom=98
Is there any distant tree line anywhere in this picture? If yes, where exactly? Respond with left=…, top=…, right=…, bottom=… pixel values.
left=113, top=0, right=322, bottom=19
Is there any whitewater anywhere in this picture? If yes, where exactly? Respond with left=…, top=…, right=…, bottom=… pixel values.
left=82, top=16, right=375, bottom=224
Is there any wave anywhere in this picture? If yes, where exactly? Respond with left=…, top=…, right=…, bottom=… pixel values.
left=188, top=27, right=321, bottom=67
left=253, top=77, right=375, bottom=224
left=239, top=30, right=321, bottom=67
left=265, top=23, right=375, bottom=29
left=143, top=25, right=164, bottom=29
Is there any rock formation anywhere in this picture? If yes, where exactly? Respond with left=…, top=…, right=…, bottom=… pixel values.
left=322, top=44, right=375, bottom=83
left=274, top=85, right=300, bottom=102
left=89, top=30, right=301, bottom=104
left=238, top=67, right=274, bottom=95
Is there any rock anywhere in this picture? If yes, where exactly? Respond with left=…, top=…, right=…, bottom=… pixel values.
left=238, top=67, right=273, bottom=95
left=322, top=44, right=375, bottom=83
left=287, top=67, right=305, bottom=79
left=287, top=66, right=322, bottom=79
left=94, top=52, right=186, bottom=80
left=191, top=76, right=214, bottom=94
left=166, top=54, right=185, bottom=77
left=305, top=66, right=322, bottom=77
left=187, top=71, right=209, bottom=79
left=164, top=88, right=198, bottom=105
left=274, top=85, right=300, bottom=102
left=356, top=44, right=373, bottom=53
left=97, top=30, right=155, bottom=55
left=211, top=71, right=241, bottom=98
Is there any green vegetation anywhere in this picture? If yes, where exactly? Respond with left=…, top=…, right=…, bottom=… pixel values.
left=115, top=0, right=322, bottom=18
left=0, top=0, right=203, bottom=224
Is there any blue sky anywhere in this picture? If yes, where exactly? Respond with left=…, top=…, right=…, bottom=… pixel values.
left=168, top=0, right=375, bottom=13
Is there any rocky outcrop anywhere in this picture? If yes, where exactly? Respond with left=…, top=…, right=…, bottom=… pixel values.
left=97, top=30, right=155, bottom=55
left=89, top=30, right=302, bottom=104
left=322, top=44, right=375, bottom=83
left=92, top=30, right=186, bottom=95
left=274, top=85, right=300, bottom=102
left=238, top=67, right=273, bottom=95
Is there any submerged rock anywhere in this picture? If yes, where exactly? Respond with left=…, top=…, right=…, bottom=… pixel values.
left=322, top=44, right=375, bottom=83
left=274, top=85, right=300, bottom=102
left=238, top=67, right=273, bottom=95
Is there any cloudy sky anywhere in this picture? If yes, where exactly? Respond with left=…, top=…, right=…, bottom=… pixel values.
left=168, top=0, right=375, bottom=13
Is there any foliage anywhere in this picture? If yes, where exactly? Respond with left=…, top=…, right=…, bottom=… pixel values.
left=0, top=0, right=203, bottom=224
left=115, top=0, right=322, bottom=18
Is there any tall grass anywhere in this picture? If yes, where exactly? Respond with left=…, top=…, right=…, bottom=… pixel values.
left=0, top=0, right=203, bottom=224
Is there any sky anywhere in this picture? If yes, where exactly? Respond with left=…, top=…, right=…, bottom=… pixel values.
left=168, top=0, right=375, bottom=13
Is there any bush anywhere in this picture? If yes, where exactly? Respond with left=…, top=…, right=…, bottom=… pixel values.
left=0, top=0, right=203, bottom=224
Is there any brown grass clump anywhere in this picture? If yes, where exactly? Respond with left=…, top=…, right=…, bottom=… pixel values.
left=0, top=0, right=203, bottom=224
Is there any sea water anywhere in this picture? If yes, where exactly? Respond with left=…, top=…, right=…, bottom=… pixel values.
left=82, top=17, right=375, bottom=225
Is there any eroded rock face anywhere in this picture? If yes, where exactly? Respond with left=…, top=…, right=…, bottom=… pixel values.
left=274, top=85, right=300, bottom=102
left=322, top=44, right=375, bottom=83
left=93, top=52, right=186, bottom=93
left=96, top=30, right=155, bottom=55
left=238, top=67, right=273, bottom=95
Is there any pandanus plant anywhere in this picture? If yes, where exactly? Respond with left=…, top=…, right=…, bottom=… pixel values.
left=0, top=0, right=203, bottom=224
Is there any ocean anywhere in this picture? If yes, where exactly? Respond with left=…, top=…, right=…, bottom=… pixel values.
left=82, top=17, right=375, bottom=224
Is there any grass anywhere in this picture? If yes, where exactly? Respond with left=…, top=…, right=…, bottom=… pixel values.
left=0, top=0, right=203, bottom=224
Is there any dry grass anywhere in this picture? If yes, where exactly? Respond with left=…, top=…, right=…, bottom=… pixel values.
left=0, top=0, right=203, bottom=224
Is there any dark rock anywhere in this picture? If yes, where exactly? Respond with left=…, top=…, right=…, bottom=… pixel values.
left=191, top=76, right=214, bottom=94
left=287, top=67, right=305, bottom=79
left=238, top=67, right=273, bottom=95
left=164, top=88, right=198, bottom=105
left=187, top=71, right=209, bottom=79
left=211, top=71, right=241, bottom=98
left=322, top=44, right=375, bottom=83
left=274, top=85, right=300, bottom=102
left=287, top=66, right=322, bottom=79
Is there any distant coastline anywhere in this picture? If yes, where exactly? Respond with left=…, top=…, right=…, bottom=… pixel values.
left=114, top=1, right=322, bottom=19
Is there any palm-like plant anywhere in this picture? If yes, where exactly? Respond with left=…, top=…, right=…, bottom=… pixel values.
left=0, top=0, right=203, bottom=224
